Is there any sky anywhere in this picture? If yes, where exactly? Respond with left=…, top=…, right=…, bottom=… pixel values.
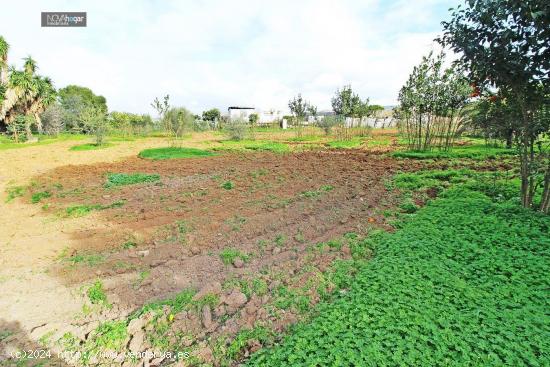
left=0, top=0, right=459, bottom=115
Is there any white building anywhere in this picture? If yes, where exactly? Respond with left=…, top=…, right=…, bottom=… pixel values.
left=228, top=106, right=255, bottom=121
left=227, top=107, right=286, bottom=124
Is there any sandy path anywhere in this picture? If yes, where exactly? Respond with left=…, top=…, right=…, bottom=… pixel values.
left=0, top=137, right=181, bottom=332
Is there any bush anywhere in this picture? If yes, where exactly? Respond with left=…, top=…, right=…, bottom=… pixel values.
left=163, top=107, right=194, bottom=145
left=41, top=104, right=65, bottom=135
left=80, top=105, right=109, bottom=145
left=224, top=119, right=249, bottom=141
left=316, top=116, right=337, bottom=135
left=247, top=184, right=550, bottom=366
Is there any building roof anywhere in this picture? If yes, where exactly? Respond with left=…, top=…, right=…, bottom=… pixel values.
left=228, top=106, right=255, bottom=110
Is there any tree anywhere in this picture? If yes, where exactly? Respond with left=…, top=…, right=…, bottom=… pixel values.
left=249, top=113, right=259, bottom=125
left=368, top=105, right=384, bottom=116
left=398, top=52, right=471, bottom=151
left=151, top=94, right=170, bottom=128
left=288, top=94, right=310, bottom=121
left=0, top=39, right=56, bottom=141
left=202, top=108, right=221, bottom=123
left=163, top=107, right=195, bottom=145
left=80, top=105, right=108, bottom=145
left=109, top=111, right=153, bottom=136
left=289, top=94, right=316, bottom=138
left=331, top=85, right=366, bottom=118
left=58, top=85, right=107, bottom=112
left=468, top=96, right=517, bottom=148
left=0, top=36, right=8, bottom=86
left=56, top=85, right=106, bottom=133
left=439, top=0, right=550, bottom=211
left=41, top=103, right=65, bottom=135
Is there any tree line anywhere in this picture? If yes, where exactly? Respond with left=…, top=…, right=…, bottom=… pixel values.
left=398, top=0, right=549, bottom=212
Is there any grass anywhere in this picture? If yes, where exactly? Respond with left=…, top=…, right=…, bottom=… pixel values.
left=0, top=133, right=87, bottom=151
left=221, top=181, right=235, bottom=190
left=65, top=200, right=126, bottom=217
left=328, top=138, right=364, bottom=149
left=31, top=190, right=51, bottom=203
left=214, top=140, right=290, bottom=153
left=247, top=178, right=550, bottom=366
left=69, top=142, right=114, bottom=151
left=89, top=321, right=128, bottom=352
left=105, top=172, right=160, bottom=188
left=87, top=279, right=108, bottom=305
left=392, top=144, right=516, bottom=160
left=138, top=147, right=215, bottom=160
left=5, top=186, right=25, bottom=202
left=219, top=248, right=249, bottom=265
left=300, top=184, right=334, bottom=198
left=66, top=253, right=105, bottom=267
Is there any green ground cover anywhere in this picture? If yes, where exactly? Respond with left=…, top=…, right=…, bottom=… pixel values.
left=138, top=147, right=215, bottom=160
left=247, top=174, right=550, bottom=366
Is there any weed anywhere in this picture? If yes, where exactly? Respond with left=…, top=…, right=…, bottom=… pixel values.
left=0, top=330, right=13, bottom=342
left=224, top=327, right=271, bottom=361
left=65, top=200, right=125, bottom=217
left=294, top=230, right=305, bottom=243
left=399, top=198, right=418, bottom=213
left=392, top=144, right=515, bottom=160
left=69, top=143, right=114, bottom=151
left=251, top=278, right=268, bottom=296
left=247, top=181, right=550, bottom=366
left=91, top=321, right=128, bottom=351
left=174, top=220, right=190, bottom=243
left=320, top=184, right=334, bottom=192
left=250, top=168, right=268, bottom=178
left=219, top=248, right=249, bottom=265
left=221, top=181, right=235, bottom=190
left=328, top=138, right=363, bottom=149
left=133, top=289, right=196, bottom=317
left=274, top=234, right=286, bottom=247
left=122, top=241, right=137, bottom=249
left=214, top=140, right=290, bottom=153
left=226, top=215, right=246, bottom=231
left=5, top=186, right=25, bottom=202
left=138, top=147, right=215, bottom=160
left=31, top=191, right=51, bottom=204
left=192, top=294, right=219, bottom=311
left=301, top=185, right=334, bottom=198
left=105, top=173, right=160, bottom=188
left=87, top=280, right=108, bottom=306
left=64, top=252, right=105, bottom=267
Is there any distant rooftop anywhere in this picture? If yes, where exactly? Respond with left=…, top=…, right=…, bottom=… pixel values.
left=228, top=106, right=255, bottom=110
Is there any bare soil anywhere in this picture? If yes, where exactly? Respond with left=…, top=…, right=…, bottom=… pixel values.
left=0, top=137, right=414, bottom=366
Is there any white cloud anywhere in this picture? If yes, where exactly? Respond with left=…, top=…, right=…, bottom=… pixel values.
left=0, top=0, right=458, bottom=114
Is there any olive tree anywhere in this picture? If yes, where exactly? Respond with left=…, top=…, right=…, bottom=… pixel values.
left=163, top=107, right=195, bottom=146
left=80, top=105, right=108, bottom=145
left=288, top=94, right=316, bottom=138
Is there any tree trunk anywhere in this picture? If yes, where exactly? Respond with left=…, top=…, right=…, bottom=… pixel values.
left=540, top=160, right=550, bottom=213
left=25, top=117, right=33, bottom=141
left=505, top=129, right=513, bottom=149
left=518, top=101, right=533, bottom=209
left=34, top=112, right=43, bottom=134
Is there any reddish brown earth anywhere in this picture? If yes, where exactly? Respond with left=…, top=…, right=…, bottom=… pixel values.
left=1, top=145, right=418, bottom=366
left=34, top=150, right=410, bottom=307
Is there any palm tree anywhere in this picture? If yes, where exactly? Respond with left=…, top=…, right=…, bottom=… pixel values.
left=23, top=56, right=37, bottom=75
left=29, top=76, right=56, bottom=133
left=0, top=38, right=56, bottom=140
left=0, top=36, right=8, bottom=86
